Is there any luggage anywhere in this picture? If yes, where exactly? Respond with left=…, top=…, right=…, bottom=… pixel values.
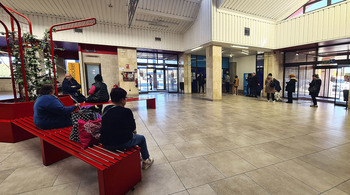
left=70, top=107, right=100, bottom=143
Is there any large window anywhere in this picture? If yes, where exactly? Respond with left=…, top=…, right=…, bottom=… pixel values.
left=287, top=0, right=346, bottom=20
left=0, top=56, right=12, bottom=78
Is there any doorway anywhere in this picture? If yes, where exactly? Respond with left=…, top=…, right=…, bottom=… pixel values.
left=137, top=66, right=167, bottom=92
left=335, top=66, right=350, bottom=105
left=85, top=64, right=101, bottom=94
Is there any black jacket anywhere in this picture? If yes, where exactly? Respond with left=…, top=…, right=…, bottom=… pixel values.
left=250, top=75, right=259, bottom=89
left=274, top=79, right=281, bottom=92
left=62, top=78, right=81, bottom=96
left=286, top=78, right=297, bottom=92
left=87, top=81, right=109, bottom=103
left=309, top=78, right=322, bottom=96
left=100, top=105, right=136, bottom=146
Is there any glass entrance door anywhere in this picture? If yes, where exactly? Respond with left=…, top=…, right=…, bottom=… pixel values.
left=138, top=67, right=165, bottom=92
left=284, top=66, right=299, bottom=98
left=138, top=66, right=148, bottom=93
left=315, top=68, right=337, bottom=98
left=335, top=66, right=350, bottom=105
left=167, top=67, right=178, bottom=92
left=298, top=65, right=313, bottom=98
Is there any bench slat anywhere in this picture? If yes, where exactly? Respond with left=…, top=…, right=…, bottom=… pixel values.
left=12, top=119, right=113, bottom=170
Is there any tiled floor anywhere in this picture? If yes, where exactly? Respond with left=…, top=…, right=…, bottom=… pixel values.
left=0, top=93, right=350, bottom=195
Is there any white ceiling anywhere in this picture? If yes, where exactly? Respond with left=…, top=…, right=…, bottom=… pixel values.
left=0, top=0, right=201, bottom=33
left=218, top=0, right=309, bottom=21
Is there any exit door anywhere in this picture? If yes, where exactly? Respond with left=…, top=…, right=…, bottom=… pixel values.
left=85, top=64, right=101, bottom=93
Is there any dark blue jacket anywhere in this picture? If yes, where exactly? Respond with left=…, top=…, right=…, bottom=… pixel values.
left=62, top=78, right=81, bottom=96
left=34, top=95, right=77, bottom=130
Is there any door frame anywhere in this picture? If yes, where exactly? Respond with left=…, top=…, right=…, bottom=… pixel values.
left=84, top=63, right=101, bottom=94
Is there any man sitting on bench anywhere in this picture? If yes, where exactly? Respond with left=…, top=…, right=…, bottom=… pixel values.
left=100, top=87, right=154, bottom=170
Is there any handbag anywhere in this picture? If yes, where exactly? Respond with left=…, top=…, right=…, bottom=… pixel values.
left=70, top=107, right=100, bottom=143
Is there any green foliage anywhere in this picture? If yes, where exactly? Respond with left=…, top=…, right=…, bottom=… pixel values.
left=9, top=29, right=62, bottom=101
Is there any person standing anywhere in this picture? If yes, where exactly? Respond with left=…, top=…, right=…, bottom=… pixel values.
left=286, top=74, right=297, bottom=103
left=309, top=74, right=322, bottom=107
left=265, top=73, right=275, bottom=102
left=234, top=75, right=239, bottom=95
left=251, top=72, right=260, bottom=97
left=273, top=78, right=282, bottom=101
left=225, top=73, right=231, bottom=93
left=198, top=73, right=205, bottom=93
left=246, top=74, right=252, bottom=96
left=62, top=73, right=86, bottom=103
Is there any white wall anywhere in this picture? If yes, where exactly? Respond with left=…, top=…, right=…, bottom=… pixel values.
left=1, top=12, right=183, bottom=51
left=183, top=0, right=212, bottom=50
left=212, top=7, right=276, bottom=49
left=234, top=55, right=256, bottom=90
left=276, top=0, right=350, bottom=49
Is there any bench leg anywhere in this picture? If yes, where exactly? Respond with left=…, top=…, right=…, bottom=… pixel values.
left=146, top=98, right=156, bottom=109
left=40, top=138, right=71, bottom=166
left=97, top=148, right=141, bottom=195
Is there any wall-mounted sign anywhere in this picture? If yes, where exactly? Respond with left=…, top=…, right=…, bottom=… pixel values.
left=68, top=63, right=81, bottom=84
left=122, top=72, right=135, bottom=81
left=126, top=64, right=130, bottom=69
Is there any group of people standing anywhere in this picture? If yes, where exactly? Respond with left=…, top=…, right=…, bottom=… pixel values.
left=266, top=73, right=322, bottom=107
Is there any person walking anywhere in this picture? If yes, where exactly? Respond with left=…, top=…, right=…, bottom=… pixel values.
left=265, top=73, right=275, bottom=102
left=286, top=74, right=297, bottom=103
left=309, top=74, right=322, bottom=107
left=234, top=75, right=239, bottom=95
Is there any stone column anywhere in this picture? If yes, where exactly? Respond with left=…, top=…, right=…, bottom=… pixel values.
left=206, top=45, right=222, bottom=100
left=183, top=54, right=192, bottom=93
left=263, top=52, right=284, bottom=96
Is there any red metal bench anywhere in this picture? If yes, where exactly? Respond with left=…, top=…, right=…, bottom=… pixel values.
left=80, top=97, right=156, bottom=109
left=11, top=116, right=141, bottom=195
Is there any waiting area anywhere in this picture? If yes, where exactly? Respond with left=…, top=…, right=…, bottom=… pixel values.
left=0, top=93, right=349, bottom=194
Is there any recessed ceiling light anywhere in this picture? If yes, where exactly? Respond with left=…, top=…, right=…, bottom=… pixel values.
left=232, top=45, right=248, bottom=49
left=191, top=47, right=202, bottom=51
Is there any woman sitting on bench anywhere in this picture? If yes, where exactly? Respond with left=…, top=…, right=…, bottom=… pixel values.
left=100, top=87, right=154, bottom=170
left=34, top=84, right=78, bottom=130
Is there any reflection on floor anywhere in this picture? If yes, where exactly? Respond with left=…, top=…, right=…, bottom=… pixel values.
left=0, top=93, right=349, bottom=194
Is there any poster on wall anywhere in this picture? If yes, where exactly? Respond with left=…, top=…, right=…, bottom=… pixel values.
left=122, top=72, right=135, bottom=81
left=68, top=63, right=81, bottom=84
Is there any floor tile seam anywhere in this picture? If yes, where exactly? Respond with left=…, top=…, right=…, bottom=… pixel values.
left=167, top=159, right=190, bottom=192
left=15, top=182, right=80, bottom=195
left=272, top=161, right=333, bottom=193
left=319, top=178, right=350, bottom=195
left=243, top=173, right=273, bottom=195
left=51, top=163, right=68, bottom=188
left=201, top=153, right=236, bottom=179
left=0, top=151, right=15, bottom=165
left=229, top=150, right=260, bottom=170
left=0, top=168, right=15, bottom=186
left=296, top=154, right=348, bottom=181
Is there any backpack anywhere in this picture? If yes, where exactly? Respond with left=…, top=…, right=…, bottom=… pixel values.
left=269, top=80, right=275, bottom=88
left=70, top=107, right=101, bottom=143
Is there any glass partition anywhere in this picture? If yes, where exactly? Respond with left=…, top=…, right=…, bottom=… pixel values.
left=284, top=66, right=299, bottom=98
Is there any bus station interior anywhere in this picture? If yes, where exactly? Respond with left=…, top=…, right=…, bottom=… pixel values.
left=0, top=0, right=350, bottom=194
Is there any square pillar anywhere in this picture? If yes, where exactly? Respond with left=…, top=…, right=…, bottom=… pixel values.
left=206, top=45, right=222, bottom=100
left=180, top=53, right=192, bottom=94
